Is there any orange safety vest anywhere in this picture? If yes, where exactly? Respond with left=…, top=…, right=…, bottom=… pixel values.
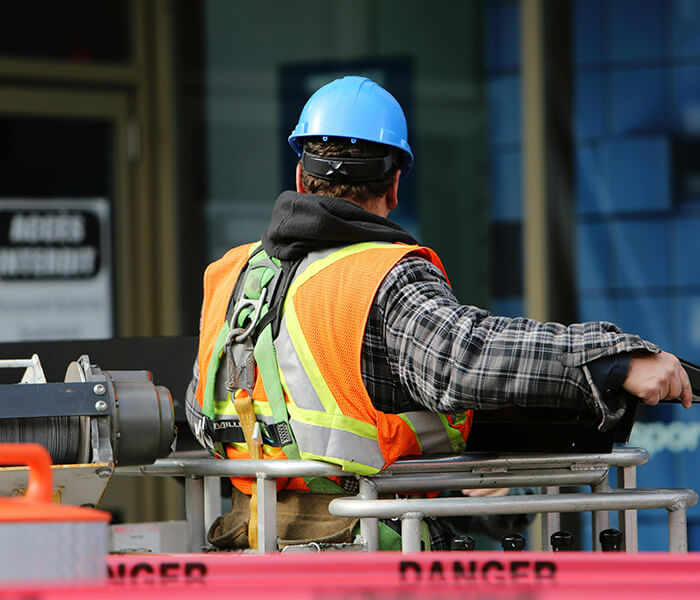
left=195, top=242, right=473, bottom=493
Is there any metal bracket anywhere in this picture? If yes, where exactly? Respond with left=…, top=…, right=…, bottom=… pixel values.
left=0, top=382, right=112, bottom=419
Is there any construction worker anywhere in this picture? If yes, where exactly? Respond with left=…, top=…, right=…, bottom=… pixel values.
left=185, top=76, right=692, bottom=551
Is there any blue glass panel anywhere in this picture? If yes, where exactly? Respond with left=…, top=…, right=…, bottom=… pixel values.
left=614, top=294, right=673, bottom=349
left=610, top=0, right=667, bottom=63
left=578, top=294, right=618, bottom=323
left=637, top=515, right=673, bottom=551
left=486, top=75, right=521, bottom=147
left=575, top=71, right=605, bottom=140
left=671, top=0, right=700, bottom=59
left=677, top=295, right=700, bottom=363
left=610, top=68, right=667, bottom=135
left=671, top=65, right=700, bottom=134
left=689, top=519, right=700, bottom=552
left=489, top=150, right=522, bottom=222
left=491, top=223, right=523, bottom=296
left=492, top=296, right=524, bottom=319
left=484, top=0, right=520, bottom=72
left=674, top=217, right=700, bottom=287
left=576, top=222, right=615, bottom=291
left=605, top=137, right=671, bottom=213
left=578, top=510, right=593, bottom=551
left=573, top=0, right=605, bottom=66
left=575, top=143, right=608, bottom=215
left=612, top=220, right=671, bottom=289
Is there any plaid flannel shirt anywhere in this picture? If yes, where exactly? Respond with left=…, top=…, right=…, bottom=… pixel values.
left=362, top=255, right=658, bottom=423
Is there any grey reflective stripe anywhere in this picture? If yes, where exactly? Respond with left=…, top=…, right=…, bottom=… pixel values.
left=274, top=242, right=403, bottom=472
left=296, top=246, right=344, bottom=272
left=401, top=411, right=455, bottom=454
left=289, top=417, right=385, bottom=471
left=274, top=313, right=325, bottom=412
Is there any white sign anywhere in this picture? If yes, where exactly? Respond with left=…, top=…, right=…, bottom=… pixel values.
left=0, top=198, right=113, bottom=342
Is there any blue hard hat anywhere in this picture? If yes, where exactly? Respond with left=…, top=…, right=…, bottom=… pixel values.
left=288, top=76, right=413, bottom=175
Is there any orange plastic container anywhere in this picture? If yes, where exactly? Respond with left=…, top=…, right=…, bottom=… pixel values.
left=0, top=443, right=110, bottom=583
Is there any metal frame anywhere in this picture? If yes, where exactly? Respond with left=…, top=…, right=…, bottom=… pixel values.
left=115, top=448, right=696, bottom=554
left=329, top=489, right=697, bottom=554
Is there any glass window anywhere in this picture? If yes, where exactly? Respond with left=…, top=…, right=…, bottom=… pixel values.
left=0, top=0, right=131, bottom=64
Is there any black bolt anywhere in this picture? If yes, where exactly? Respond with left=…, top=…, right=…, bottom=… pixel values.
left=451, top=535, right=475, bottom=551
left=501, top=533, right=525, bottom=551
left=551, top=530, right=575, bottom=551
left=599, top=528, right=623, bottom=552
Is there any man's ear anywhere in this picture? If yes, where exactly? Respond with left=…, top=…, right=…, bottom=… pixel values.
left=386, top=169, right=401, bottom=212
left=296, top=163, right=306, bottom=193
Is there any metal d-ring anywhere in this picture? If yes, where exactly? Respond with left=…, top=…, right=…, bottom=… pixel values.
left=226, top=287, right=268, bottom=345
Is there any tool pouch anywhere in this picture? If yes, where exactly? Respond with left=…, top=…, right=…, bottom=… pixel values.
left=207, top=486, right=358, bottom=550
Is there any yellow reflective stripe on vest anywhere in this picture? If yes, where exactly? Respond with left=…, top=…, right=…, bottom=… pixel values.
left=202, top=321, right=230, bottom=419
left=280, top=300, right=341, bottom=415
left=280, top=242, right=396, bottom=417
left=284, top=242, right=394, bottom=308
left=398, top=411, right=455, bottom=454
left=289, top=417, right=383, bottom=475
left=276, top=243, right=397, bottom=473
left=213, top=395, right=274, bottom=418
left=439, top=413, right=467, bottom=453
left=276, top=316, right=378, bottom=441
left=279, top=358, right=384, bottom=474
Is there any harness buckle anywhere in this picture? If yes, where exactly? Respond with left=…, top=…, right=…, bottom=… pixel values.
left=226, top=286, right=268, bottom=345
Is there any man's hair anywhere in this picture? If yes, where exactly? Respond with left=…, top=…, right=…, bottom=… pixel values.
left=301, top=137, right=399, bottom=204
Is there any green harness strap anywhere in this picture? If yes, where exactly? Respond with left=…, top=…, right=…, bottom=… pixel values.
left=228, top=248, right=344, bottom=494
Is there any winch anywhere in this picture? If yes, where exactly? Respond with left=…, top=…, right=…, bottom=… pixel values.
left=0, top=353, right=176, bottom=506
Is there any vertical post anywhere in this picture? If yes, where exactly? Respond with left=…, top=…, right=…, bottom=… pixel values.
left=618, top=466, right=638, bottom=552
left=202, top=475, right=222, bottom=549
left=520, top=0, right=575, bottom=323
left=359, top=478, right=379, bottom=552
left=592, top=475, right=611, bottom=551
left=185, top=475, right=205, bottom=552
left=401, top=513, right=424, bottom=554
left=668, top=505, right=689, bottom=553
left=257, top=473, right=278, bottom=553
left=540, top=486, right=560, bottom=548
left=521, top=0, right=548, bottom=321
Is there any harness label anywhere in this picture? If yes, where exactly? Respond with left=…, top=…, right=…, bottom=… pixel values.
left=212, top=420, right=241, bottom=431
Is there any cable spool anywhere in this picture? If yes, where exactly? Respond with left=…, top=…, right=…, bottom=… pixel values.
left=0, top=417, right=80, bottom=465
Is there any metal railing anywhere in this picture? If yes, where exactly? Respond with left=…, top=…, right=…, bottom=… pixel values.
left=114, top=447, right=700, bottom=554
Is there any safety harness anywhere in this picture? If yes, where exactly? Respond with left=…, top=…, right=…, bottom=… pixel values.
left=208, top=243, right=345, bottom=494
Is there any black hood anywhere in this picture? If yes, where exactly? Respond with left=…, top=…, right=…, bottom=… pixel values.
left=261, top=191, right=417, bottom=261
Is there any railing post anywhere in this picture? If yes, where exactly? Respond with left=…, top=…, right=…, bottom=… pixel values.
left=257, top=472, right=278, bottom=553
left=185, top=475, right=205, bottom=552
left=359, top=478, right=379, bottom=552
left=592, top=474, right=610, bottom=551
left=541, top=485, right=560, bottom=549
left=668, top=503, right=689, bottom=553
left=203, top=475, right=221, bottom=549
left=618, top=465, right=638, bottom=552
left=400, top=512, right=423, bottom=554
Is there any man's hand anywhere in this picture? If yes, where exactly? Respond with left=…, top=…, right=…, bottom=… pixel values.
left=623, top=351, right=692, bottom=408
